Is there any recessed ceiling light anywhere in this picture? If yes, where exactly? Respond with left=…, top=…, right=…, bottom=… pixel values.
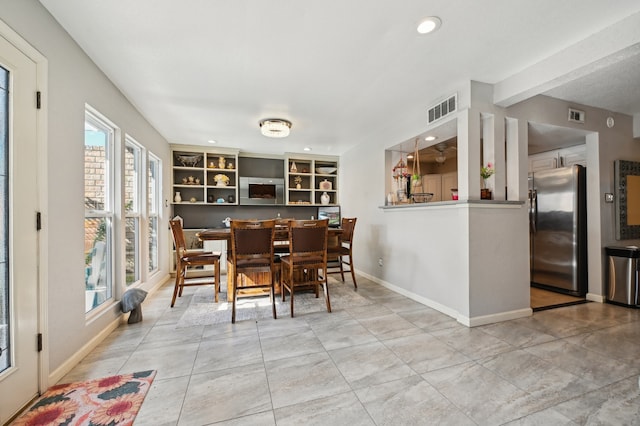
left=425, top=135, right=437, bottom=141
left=303, top=147, right=312, bottom=152
left=407, top=154, right=414, bottom=159
left=208, top=139, right=217, bottom=144
left=417, top=17, right=441, bottom=34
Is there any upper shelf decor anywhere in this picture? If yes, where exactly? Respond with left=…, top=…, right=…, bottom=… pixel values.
left=316, top=167, right=337, bottom=174
left=177, top=154, right=202, bottom=167
left=214, top=174, right=230, bottom=186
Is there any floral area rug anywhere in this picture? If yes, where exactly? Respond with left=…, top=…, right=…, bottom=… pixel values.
left=11, top=370, right=156, bottom=426
left=177, top=281, right=372, bottom=327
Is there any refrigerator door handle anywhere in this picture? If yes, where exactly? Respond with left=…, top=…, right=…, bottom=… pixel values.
left=530, top=189, right=537, bottom=234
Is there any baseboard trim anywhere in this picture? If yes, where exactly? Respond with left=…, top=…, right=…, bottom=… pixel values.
left=459, top=308, right=533, bottom=327
left=586, top=292, right=605, bottom=303
left=48, top=316, right=121, bottom=385
left=356, top=270, right=459, bottom=320
left=48, top=274, right=171, bottom=385
left=356, top=270, right=532, bottom=327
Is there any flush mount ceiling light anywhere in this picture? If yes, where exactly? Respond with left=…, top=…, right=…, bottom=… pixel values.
left=417, top=16, right=441, bottom=34
left=425, top=135, right=437, bottom=141
left=259, top=119, right=292, bottom=138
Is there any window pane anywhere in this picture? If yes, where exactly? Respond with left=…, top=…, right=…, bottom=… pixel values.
left=84, top=110, right=114, bottom=312
left=124, top=143, right=139, bottom=213
left=84, top=217, right=112, bottom=313
left=148, top=216, right=158, bottom=272
left=148, top=154, right=160, bottom=273
left=84, top=123, right=107, bottom=210
left=125, top=217, right=139, bottom=285
left=148, top=155, right=159, bottom=214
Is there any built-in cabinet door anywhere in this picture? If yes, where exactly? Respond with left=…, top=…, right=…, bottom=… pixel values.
left=529, top=152, right=558, bottom=172
left=529, top=145, right=586, bottom=173
left=560, top=145, right=587, bottom=167
left=422, top=174, right=442, bottom=201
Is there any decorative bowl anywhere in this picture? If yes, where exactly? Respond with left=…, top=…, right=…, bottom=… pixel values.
left=316, top=167, right=337, bottom=174
left=411, top=193, right=434, bottom=203
left=177, top=154, right=202, bottom=167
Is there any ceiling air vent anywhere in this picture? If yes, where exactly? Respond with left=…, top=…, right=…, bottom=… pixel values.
left=428, top=94, right=457, bottom=124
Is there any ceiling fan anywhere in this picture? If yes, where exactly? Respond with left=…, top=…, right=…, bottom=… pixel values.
left=424, top=142, right=457, bottom=164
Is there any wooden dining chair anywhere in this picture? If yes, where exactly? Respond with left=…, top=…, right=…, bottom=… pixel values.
left=280, top=219, right=330, bottom=317
left=169, top=219, right=221, bottom=307
left=228, top=219, right=277, bottom=323
left=327, top=217, right=357, bottom=289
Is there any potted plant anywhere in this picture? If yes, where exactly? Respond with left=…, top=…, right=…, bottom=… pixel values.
left=480, top=163, right=494, bottom=199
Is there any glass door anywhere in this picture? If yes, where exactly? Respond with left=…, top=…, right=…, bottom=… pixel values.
left=0, top=61, right=8, bottom=380
left=0, top=34, right=40, bottom=424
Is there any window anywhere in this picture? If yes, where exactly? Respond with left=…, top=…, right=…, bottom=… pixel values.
left=84, top=108, right=115, bottom=313
left=148, top=153, right=161, bottom=273
left=124, top=137, right=142, bottom=286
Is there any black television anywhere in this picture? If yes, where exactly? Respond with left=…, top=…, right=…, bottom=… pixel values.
left=318, top=206, right=341, bottom=228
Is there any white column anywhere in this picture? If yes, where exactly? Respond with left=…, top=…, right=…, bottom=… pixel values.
left=505, top=117, right=528, bottom=201
left=457, top=109, right=482, bottom=200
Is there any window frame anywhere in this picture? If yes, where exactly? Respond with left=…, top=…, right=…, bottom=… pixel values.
left=84, top=107, right=117, bottom=314
left=124, top=135, right=143, bottom=287
left=147, top=152, right=161, bottom=275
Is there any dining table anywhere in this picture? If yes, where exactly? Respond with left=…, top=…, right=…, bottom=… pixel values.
left=197, top=225, right=342, bottom=301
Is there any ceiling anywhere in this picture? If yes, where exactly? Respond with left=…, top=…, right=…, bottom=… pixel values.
left=39, top=1, right=640, bottom=156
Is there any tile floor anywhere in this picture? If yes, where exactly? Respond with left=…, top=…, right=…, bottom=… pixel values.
left=60, top=277, right=640, bottom=425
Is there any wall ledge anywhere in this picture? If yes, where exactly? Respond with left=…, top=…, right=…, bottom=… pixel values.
left=380, top=200, right=524, bottom=211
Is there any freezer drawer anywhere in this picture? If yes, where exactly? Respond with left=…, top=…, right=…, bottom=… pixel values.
left=606, top=246, right=640, bottom=307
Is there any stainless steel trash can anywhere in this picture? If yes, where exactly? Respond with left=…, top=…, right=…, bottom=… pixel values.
left=605, top=246, right=640, bottom=307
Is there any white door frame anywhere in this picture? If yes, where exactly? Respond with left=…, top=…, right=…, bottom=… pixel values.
left=0, top=18, right=48, bottom=395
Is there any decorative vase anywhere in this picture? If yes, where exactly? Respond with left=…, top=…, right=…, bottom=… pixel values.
left=216, top=181, right=227, bottom=187
left=296, top=183, right=301, bottom=189
left=320, top=191, right=330, bottom=205
left=319, top=179, right=332, bottom=190
left=174, top=191, right=182, bottom=203
left=218, top=156, right=226, bottom=169
left=481, top=188, right=491, bottom=200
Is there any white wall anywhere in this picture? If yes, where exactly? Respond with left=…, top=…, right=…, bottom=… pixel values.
left=0, top=0, right=172, bottom=377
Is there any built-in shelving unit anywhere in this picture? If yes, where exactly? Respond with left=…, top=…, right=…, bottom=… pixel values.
left=285, top=154, right=339, bottom=205
left=171, top=145, right=239, bottom=205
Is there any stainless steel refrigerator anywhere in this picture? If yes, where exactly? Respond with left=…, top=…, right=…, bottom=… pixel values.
left=529, top=165, right=587, bottom=296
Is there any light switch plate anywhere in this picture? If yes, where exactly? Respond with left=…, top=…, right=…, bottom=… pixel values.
left=605, top=193, right=614, bottom=203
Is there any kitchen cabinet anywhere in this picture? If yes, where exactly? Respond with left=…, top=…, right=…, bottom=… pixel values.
left=421, top=172, right=458, bottom=201
left=171, top=145, right=239, bottom=205
left=285, top=154, right=339, bottom=205
left=528, top=145, right=586, bottom=173
left=422, top=174, right=442, bottom=201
